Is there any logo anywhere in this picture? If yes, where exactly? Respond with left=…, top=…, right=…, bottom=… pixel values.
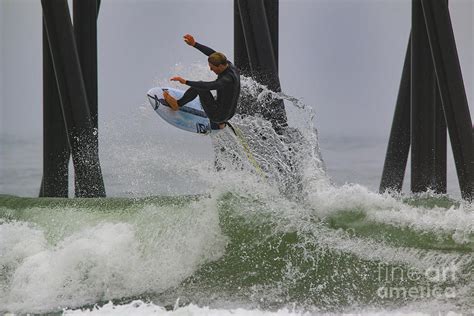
left=196, top=123, right=210, bottom=134
left=376, top=263, right=458, bottom=300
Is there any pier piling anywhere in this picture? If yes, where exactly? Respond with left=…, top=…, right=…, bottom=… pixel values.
left=41, top=0, right=105, bottom=197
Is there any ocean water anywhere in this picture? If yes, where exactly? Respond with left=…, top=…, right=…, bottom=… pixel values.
left=0, top=77, right=473, bottom=315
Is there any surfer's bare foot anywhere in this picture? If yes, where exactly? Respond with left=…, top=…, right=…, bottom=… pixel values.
left=163, top=91, right=179, bottom=111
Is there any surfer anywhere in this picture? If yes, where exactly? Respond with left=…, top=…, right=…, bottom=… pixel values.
left=163, top=34, right=240, bottom=130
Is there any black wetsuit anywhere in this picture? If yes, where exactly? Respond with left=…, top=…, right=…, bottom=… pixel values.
left=177, top=42, right=240, bottom=125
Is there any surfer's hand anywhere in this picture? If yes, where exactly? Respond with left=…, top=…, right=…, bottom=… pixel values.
left=183, top=34, right=196, bottom=46
left=171, top=76, right=187, bottom=84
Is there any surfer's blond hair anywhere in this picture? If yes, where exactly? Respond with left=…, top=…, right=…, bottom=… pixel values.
left=208, top=52, right=228, bottom=66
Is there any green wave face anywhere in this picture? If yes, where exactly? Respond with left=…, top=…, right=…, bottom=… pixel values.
left=1, top=190, right=473, bottom=314
left=157, top=191, right=474, bottom=312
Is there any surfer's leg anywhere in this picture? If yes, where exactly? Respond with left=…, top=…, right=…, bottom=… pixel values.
left=178, top=88, right=223, bottom=122
left=177, top=87, right=199, bottom=107
left=198, top=91, right=222, bottom=121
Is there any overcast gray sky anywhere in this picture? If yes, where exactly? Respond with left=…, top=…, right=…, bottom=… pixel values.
left=1, top=0, right=472, bottom=139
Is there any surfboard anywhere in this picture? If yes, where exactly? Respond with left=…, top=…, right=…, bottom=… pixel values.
left=147, top=86, right=266, bottom=177
left=147, top=87, right=219, bottom=134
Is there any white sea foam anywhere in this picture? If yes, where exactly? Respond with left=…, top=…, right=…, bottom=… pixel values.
left=0, top=197, right=227, bottom=313
left=306, top=183, right=474, bottom=242
left=63, top=300, right=466, bottom=316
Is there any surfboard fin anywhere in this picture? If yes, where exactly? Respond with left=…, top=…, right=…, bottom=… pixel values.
left=157, top=98, right=170, bottom=108
left=147, top=93, right=171, bottom=110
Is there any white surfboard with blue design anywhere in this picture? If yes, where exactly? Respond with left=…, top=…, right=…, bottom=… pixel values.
left=147, top=87, right=220, bottom=135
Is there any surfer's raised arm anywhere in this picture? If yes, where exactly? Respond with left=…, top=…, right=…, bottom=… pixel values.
left=183, top=34, right=215, bottom=56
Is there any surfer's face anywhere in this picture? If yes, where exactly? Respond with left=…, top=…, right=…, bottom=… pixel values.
left=209, top=62, right=226, bottom=75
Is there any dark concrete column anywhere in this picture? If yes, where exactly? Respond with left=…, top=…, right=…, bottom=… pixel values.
left=73, top=0, right=99, bottom=129
left=42, top=0, right=106, bottom=197
left=40, top=20, right=70, bottom=198
left=411, top=0, right=437, bottom=193
left=234, top=0, right=250, bottom=75
left=380, top=38, right=411, bottom=193
left=421, top=0, right=474, bottom=200
left=235, top=0, right=287, bottom=131
left=263, top=0, right=278, bottom=71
